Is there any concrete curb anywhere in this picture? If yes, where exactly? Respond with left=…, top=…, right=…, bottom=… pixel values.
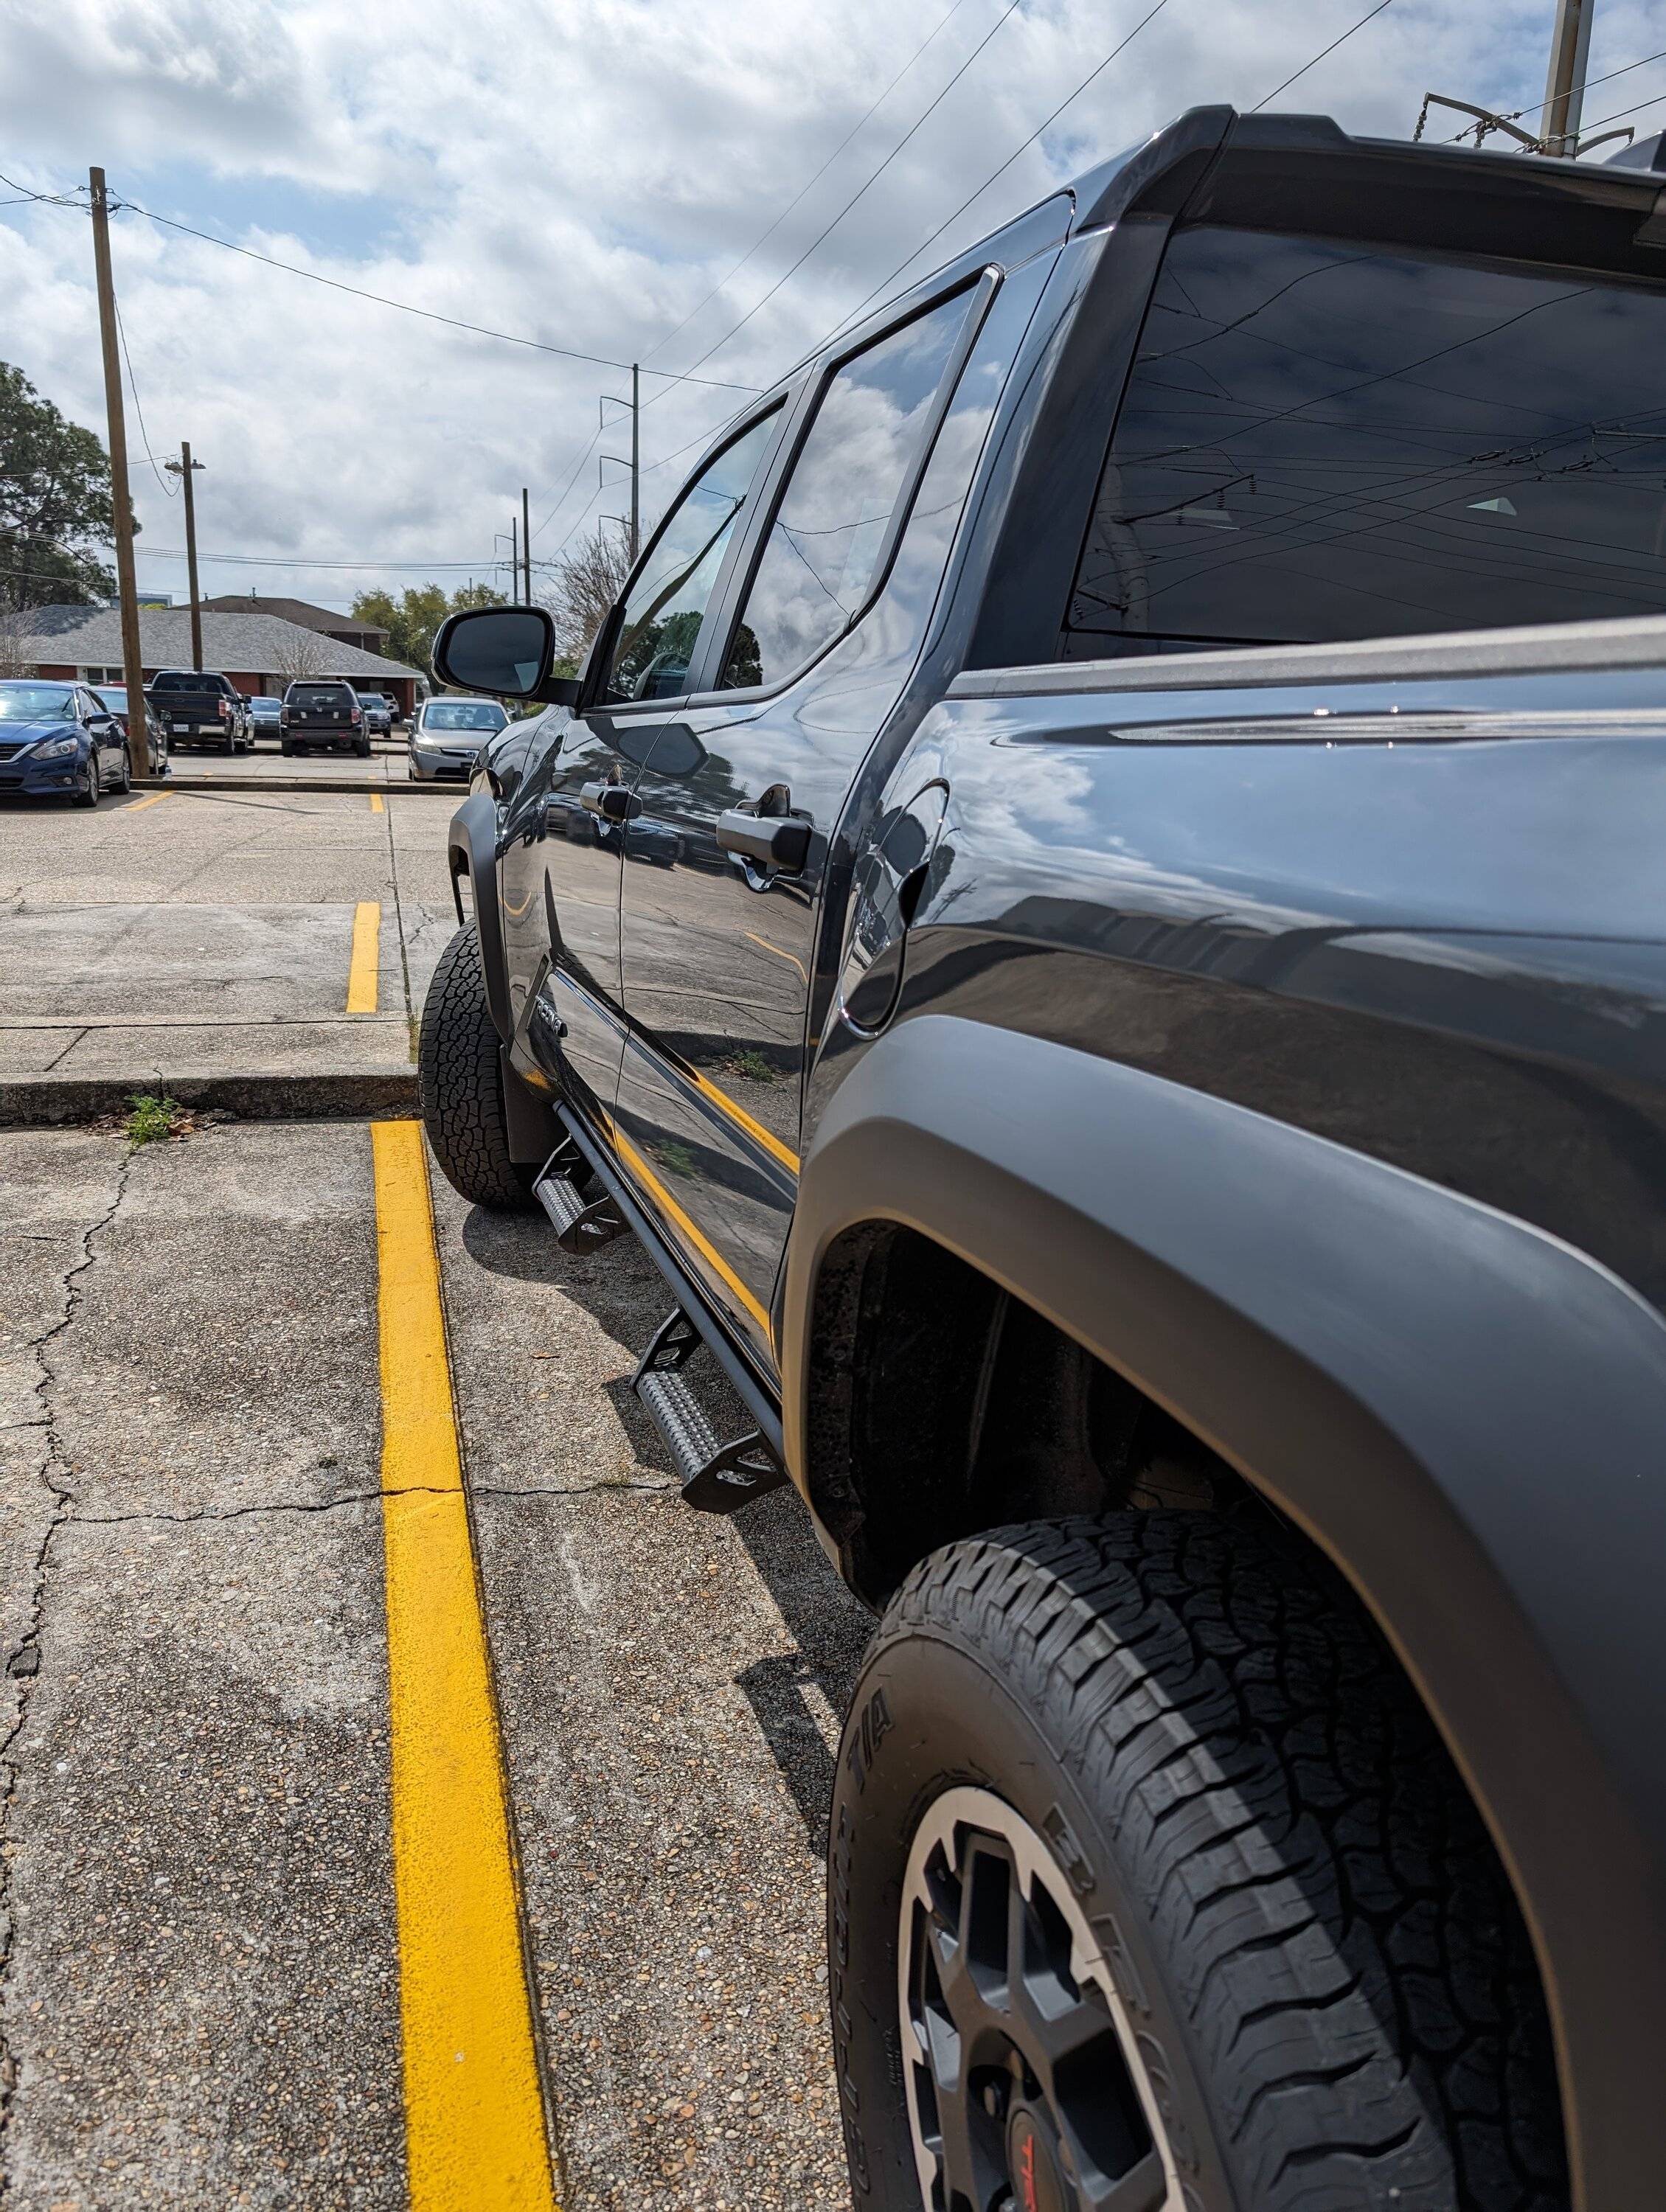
left=133, top=776, right=455, bottom=796
left=0, top=1068, right=420, bottom=1128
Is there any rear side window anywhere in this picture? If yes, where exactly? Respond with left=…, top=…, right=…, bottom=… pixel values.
left=1067, top=226, right=1666, bottom=653
left=721, top=290, right=973, bottom=691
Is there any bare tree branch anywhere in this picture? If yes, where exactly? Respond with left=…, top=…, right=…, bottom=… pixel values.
left=538, top=524, right=631, bottom=663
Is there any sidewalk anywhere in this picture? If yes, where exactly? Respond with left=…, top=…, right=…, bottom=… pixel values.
left=0, top=787, right=457, bottom=1124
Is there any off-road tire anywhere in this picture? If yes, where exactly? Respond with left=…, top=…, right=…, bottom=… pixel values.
left=418, top=922, right=536, bottom=1209
left=830, top=1514, right=1566, bottom=2212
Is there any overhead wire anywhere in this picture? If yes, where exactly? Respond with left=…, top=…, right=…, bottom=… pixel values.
left=812, top=0, right=1175, bottom=358
left=1442, top=44, right=1666, bottom=142
left=641, top=0, right=1030, bottom=409
left=113, top=293, right=176, bottom=497
left=1249, top=0, right=1395, bottom=113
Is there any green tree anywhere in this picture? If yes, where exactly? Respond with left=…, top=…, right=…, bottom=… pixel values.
left=0, top=361, right=117, bottom=613
left=350, top=580, right=506, bottom=672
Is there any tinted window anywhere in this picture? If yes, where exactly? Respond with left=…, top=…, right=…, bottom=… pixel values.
left=721, top=293, right=971, bottom=690
left=150, top=672, right=201, bottom=691
left=1069, top=227, right=1666, bottom=653
left=602, top=411, right=778, bottom=704
left=288, top=683, right=353, bottom=706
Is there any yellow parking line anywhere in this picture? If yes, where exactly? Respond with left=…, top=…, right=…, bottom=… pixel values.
left=613, top=1125, right=773, bottom=1336
left=370, top=791, right=386, bottom=814
left=372, top=1121, right=558, bottom=2212
left=127, top=790, right=170, bottom=813
left=347, top=900, right=381, bottom=1013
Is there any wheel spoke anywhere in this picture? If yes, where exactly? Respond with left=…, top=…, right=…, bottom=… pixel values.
left=1080, top=2146, right=1170, bottom=2212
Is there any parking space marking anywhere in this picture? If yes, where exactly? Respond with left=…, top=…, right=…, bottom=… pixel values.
left=370, top=791, right=386, bottom=813
left=347, top=899, right=381, bottom=1013
left=372, top=1120, right=558, bottom=2212
left=126, top=789, right=170, bottom=813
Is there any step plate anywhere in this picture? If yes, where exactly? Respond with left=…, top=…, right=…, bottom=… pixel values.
left=635, top=1369, right=788, bottom=1516
left=533, top=1171, right=625, bottom=1255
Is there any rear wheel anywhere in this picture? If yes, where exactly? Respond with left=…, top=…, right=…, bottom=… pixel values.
left=418, top=923, right=538, bottom=1209
left=831, top=1515, right=1567, bottom=2212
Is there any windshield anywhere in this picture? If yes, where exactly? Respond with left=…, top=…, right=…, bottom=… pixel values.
left=1070, top=225, right=1666, bottom=652
left=424, top=701, right=506, bottom=732
left=0, top=684, right=74, bottom=723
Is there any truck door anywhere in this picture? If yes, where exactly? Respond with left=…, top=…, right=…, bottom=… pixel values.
left=497, top=410, right=784, bottom=1129
left=616, top=267, right=1041, bottom=1365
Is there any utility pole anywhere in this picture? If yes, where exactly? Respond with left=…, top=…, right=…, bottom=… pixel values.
left=165, top=442, right=206, bottom=669
left=629, top=364, right=639, bottom=565
left=510, top=512, right=518, bottom=603
left=1542, top=0, right=1594, bottom=156
left=88, top=167, right=153, bottom=775
left=521, top=485, right=531, bottom=602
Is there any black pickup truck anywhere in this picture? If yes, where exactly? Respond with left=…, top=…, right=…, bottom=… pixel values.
left=420, top=109, right=1666, bottom=2212
left=145, top=667, right=250, bottom=753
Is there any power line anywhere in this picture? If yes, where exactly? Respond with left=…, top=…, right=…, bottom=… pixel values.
left=638, top=0, right=975, bottom=373
left=1251, top=0, right=1395, bottom=113
left=814, top=0, right=1175, bottom=358
left=644, top=0, right=1029, bottom=406
left=2, top=167, right=765, bottom=395
left=1443, top=44, right=1666, bottom=141
left=112, top=294, right=176, bottom=498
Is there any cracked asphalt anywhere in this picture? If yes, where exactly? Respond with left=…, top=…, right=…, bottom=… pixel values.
left=0, top=1116, right=871, bottom=2208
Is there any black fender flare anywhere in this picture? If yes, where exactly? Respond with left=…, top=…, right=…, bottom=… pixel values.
left=447, top=789, right=511, bottom=1043
left=781, top=1012, right=1666, bottom=2212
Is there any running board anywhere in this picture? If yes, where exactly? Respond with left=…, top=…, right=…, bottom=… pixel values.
left=532, top=1151, right=626, bottom=1255
left=633, top=1310, right=788, bottom=1515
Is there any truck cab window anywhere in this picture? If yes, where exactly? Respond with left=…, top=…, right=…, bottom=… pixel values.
left=600, top=410, right=779, bottom=705
left=1068, top=226, right=1666, bottom=655
left=720, top=289, right=973, bottom=691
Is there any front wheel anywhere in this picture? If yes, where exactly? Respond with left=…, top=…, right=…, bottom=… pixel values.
left=417, top=923, right=538, bottom=1209
left=830, top=1516, right=1566, bottom=2212
left=74, top=755, right=100, bottom=810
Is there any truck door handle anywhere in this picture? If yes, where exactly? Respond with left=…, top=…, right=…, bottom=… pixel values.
left=581, top=781, right=639, bottom=823
left=717, top=808, right=811, bottom=874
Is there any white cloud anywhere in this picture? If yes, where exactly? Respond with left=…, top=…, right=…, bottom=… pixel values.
left=0, top=0, right=1655, bottom=611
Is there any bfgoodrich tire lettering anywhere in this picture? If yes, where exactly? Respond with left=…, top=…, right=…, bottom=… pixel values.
left=417, top=922, right=536, bottom=1209
left=829, top=1514, right=1566, bottom=2211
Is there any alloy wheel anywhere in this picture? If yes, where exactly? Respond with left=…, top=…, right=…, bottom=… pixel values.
left=899, top=1787, right=1182, bottom=2212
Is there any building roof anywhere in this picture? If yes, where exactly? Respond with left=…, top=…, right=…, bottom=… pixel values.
left=13, top=604, right=422, bottom=681
left=198, top=593, right=389, bottom=643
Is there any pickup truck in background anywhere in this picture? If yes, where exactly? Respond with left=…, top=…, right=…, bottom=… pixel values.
left=145, top=668, right=250, bottom=754
left=420, top=107, right=1666, bottom=2212
left=280, top=679, right=369, bottom=757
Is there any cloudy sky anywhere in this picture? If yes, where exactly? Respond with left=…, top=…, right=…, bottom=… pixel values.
left=2, top=0, right=1663, bottom=615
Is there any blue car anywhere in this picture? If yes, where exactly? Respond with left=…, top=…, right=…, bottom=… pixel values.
left=0, top=679, right=133, bottom=805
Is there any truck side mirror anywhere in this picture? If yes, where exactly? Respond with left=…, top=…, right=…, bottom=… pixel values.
left=433, top=606, right=581, bottom=707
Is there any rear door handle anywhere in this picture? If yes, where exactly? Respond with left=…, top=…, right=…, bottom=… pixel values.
left=581, top=780, right=640, bottom=822
left=717, top=808, right=811, bottom=873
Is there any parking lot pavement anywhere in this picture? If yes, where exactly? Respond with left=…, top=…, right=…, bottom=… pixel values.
left=161, top=749, right=417, bottom=783
left=432, top=1180, right=870, bottom=2210
left=0, top=1118, right=869, bottom=2208
left=0, top=790, right=457, bottom=1106
left=0, top=1124, right=406, bottom=2208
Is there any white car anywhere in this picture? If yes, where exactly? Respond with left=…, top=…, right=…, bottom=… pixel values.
left=407, top=695, right=509, bottom=780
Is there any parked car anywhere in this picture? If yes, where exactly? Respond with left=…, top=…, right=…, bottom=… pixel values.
left=91, top=685, right=169, bottom=773
left=280, top=678, right=367, bottom=756
left=354, top=689, right=393, bottom=737
left=145, top=667, right=251, bottom=753
left=246, top=695, right=284, bottom=742
left=406, top=695, right=508, bottom=779
left=419, top=107, right=1666, bottom=2211
left=0, top=678, right=131, bottom=804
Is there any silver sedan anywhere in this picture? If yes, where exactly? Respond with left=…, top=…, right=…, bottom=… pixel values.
left=407, top=696, right=510, bottom=780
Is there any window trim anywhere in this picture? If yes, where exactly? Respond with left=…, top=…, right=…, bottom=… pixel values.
left=684, top=267, right=1002, bottom=709
left=586, top=397, right=793, bottom=717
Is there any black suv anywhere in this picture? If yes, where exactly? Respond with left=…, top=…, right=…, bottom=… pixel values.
left=280, top=678, right=368, bottom=756
left=420, top=109, right=1666, bottom=2211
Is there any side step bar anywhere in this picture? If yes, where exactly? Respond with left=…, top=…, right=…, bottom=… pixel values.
left=632, top=1312, right=788, bottom=1516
